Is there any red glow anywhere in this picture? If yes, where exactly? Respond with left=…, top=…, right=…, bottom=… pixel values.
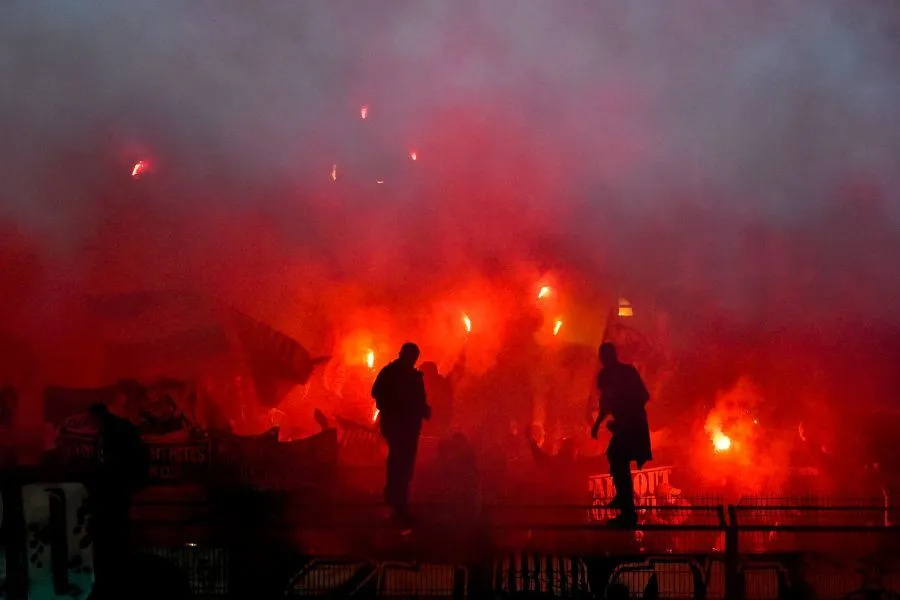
left=360, top=105, right=369, bottom=119
left=553, top=319, right=563, bottom=336
left=462, top=313, right=472, bottom=334
left=537, top=286, right=552, bottom=300
left=409, top=150, right=418, bottom=161
left=330, top=164, right=337, bottom=181
left=366, top=349, right=375, bottom=370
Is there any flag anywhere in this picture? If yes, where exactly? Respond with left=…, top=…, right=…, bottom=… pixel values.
left=230, top=311, right=329, bottom=408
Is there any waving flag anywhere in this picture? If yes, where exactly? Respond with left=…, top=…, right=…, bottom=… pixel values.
left=230, top=311, right=329, bottom=408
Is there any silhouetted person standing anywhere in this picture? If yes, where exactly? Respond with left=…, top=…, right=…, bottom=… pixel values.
left=88, top=403, right=149, bottom=598
left=420, top=352, right=464, bottom=438
left=372, top=343, right=431, bottom=524
left=591, top=342, right=651, bottom=527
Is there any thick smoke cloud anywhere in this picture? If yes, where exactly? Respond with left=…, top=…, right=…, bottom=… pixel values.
left=1, top=1, right=899, bottom=386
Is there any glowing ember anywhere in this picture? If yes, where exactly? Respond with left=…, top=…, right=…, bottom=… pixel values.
left=330, top=164, right=337, bottom=181
left=712, top=431, right=732, bottom=452
left=553, top=319, right=563, bottom=336
left=366, top=349, right=375, bottom=370
left=360, top=105, right=369, bottom=119
left=409, top=150, right=418, bottom=161
left=131, top=160, right=147, bottom=178
left=462, top=313, right=472, bottom=334
left=537, top=286, right=552, bottom=300
left=617, top=298, right=634, bottom=317
left=372, top=406, right=380, bottom=422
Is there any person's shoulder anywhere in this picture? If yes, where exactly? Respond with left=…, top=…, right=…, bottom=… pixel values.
left=378, top=361, right=398, bottom=375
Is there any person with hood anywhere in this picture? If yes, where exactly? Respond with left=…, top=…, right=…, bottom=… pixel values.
left=371, top=342, right=431, bottom=524
left=591, top=342, right=652, bottom=527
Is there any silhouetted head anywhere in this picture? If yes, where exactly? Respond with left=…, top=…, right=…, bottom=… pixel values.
left=419, top=361, right=439, bottom=377
left=88, top=402, right=110, bottom=429
left=599, top=342, right=618, bottom=367
left=398, top=342, right=421, bottom=368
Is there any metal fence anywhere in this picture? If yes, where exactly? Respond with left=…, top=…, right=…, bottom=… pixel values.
left=4, top=478, right=900, bottom=599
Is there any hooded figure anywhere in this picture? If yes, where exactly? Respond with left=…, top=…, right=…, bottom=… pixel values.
left=591, top=342, right=651, bottom=527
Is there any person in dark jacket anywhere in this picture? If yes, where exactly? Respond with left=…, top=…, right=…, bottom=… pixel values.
left=371, top=343, right=431, bottom=523
left=88, top=402, right=149, bottom=597
left=591, top=342, right=651, bottom=527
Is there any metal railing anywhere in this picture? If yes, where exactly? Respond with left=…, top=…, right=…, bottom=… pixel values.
left=4, top=470, right=900, bottom=598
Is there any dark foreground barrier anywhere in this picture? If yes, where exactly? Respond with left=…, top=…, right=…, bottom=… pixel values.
left=1, top=474, right=899, bottom=599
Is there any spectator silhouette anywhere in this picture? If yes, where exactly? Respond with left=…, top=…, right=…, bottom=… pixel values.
left=420, top=352, right=464, bottom=438
left=87, top=402, right=149, bottom=598
left=591, top=342, right=651, bottom=528
left=372, top=343, right=431, bottom=526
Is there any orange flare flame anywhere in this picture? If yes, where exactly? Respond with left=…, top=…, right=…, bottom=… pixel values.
left=366, top=349, right=375, bottom=370
left=131, top=160, right=147, bottom=178
left=537, top=286, right=552, bottom=300
left=462, top=314, right=472, bottom=334
left=712, top=431, right=732, bottom=452
left=330, top=164, right=337, bottom=181
left=360, top=105, right=369, bottom=119
left=372, top=406, right=380, bottom=423
left=553, top=319, right=563, bottom=336
left=409, top=150, right=417, bottom=161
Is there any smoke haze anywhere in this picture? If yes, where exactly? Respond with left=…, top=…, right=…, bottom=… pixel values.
left=1, top=1, right=899, bottom=400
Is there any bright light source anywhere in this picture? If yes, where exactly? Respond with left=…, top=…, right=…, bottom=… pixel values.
left=553, top=319, right=563, bottom=336
left=712, top=431, right=732, bottom=452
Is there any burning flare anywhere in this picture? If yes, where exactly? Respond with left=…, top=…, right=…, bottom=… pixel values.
left=712, top=430, right=732, bottom=452
left=372, top=406, right=380, bottom=423
left=330, top=164, right=337, bottom=181
left=360, top=105, right=369, bottom=119
left=131, top=160, right=147, bottom=178
left=537, top=286, right=552, bottom=300
left=462, top=313, right=472, bottom=334
left=409, top=150, right=418, bottom=161
left=553, top=319, right=563, bottom=336
left=366, top=349, right=375, bottom=370
left=617, top=298, right=634, bottom=317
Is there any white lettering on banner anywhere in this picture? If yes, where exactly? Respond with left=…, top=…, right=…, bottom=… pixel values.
left=588, top=466, right=673, bottom=522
